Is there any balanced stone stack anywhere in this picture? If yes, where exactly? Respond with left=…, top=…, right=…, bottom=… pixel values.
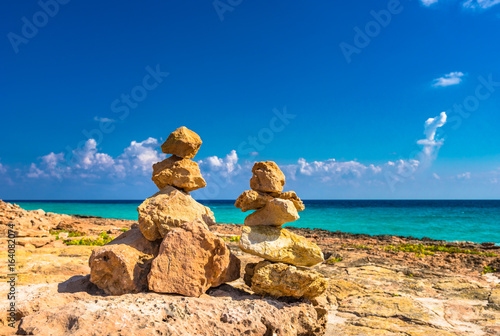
left=89, top=127, right=240, bottom=297
left=235, top=161, right=328, bottom=300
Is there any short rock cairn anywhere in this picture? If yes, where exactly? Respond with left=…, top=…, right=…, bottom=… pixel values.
left=89, top=127, right=240, bottom=297
left=235, top=161, right=328, bottom=300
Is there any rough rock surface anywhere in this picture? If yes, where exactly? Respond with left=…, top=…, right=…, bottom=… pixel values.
left=89, top=229, right=160, bottom=295
left=244, top=198, right=299, bottom=227
left=160, top=126, right=202, bottom=159
left=89, top=244, right=153, bottom=295
left=245, top=261, right=328, bottom=300
left=234, top=190, right=273, bottom=212
left=12, top=280, right=324, bottom=336
left=151, top=155, right=206, bottom=192
left=137, top=186, right=216, bottom=241
left=239, top=225, right=324, bottom=267
left=148, top=220, right=240, bottom=297
left=249, top=161, right=286, bottom=193
left=279, top=191, right=305, bottom=212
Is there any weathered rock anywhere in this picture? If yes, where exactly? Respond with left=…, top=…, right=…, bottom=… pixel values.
left=14, top=282, right=325, bottom=336
left=239, top=225, right=324, bottom=267
left=152, top=155, right=206, bottom=192
left=138, top=185, right=216, bottom=241
left=148, top=220, right=240, bottom=297
left=245, top=261, right=328, bottom=300
left=106, top=227, right=161, bottom=256
left=250, top=161, right=286, bottom=193
left=279, top=191, right=305, bottom=212
left=89, top=244, right=155, bottom=295
left=244, top=198, right=299, bottom=226
left=235, top=190, right=273, bottom=212
left=160, top=126, right=202, bottom=159
left=489, top=287, right=500, bottom=310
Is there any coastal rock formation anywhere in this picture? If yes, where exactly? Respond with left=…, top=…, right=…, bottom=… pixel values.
left=137, top=185, right=215, bottom=241
left=245, top=261, right=328, bottom=300
left=14, top=280, right=325, bottom=336
left=279, top=191, right=305, bottom=212
left=235, top=161, right=326, bottom=300
left=160, top=126, right=202, bottom=159
left=148, top=220, right=240, bottom=297
left=244, top=198, right=299, bottom=226
left=87, top=127, right=240, bottom=299
left=89, top=228, right=160, bottom=295
left=249, top=161, right=286, bottom=193
left=239, top=225, right=325, bottom=267
left=235, top=190, right=273, bottom=212
left=152, top=155, right=206, bottom=192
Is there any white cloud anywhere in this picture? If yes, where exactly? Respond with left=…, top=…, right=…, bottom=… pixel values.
left=416, top=111, right=447, bottom=164
left=456, top=172, right=471, bottom=179
left=94, top=116, right=116, bottom=123
left=198, top=150, right=242, bottom=180
left=432, top=72, right=465, bottom=87
left=433, top=173, right=441, bottom=180
left=421, top=0, right=439, bottom=6
left=462, top=0, right=500, bottom=8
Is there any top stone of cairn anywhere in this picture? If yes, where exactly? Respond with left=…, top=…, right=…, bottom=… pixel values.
left=161, top=126, right=202, bottom=159
left=250, top=161, right=286, bottom=193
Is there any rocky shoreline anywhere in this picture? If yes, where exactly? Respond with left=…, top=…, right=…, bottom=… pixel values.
left=1, top=198, right=500, bottom=335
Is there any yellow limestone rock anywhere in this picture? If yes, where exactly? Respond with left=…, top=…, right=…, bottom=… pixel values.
left=244, top=198, right=299, bottom=226
left=279, top=191, right=305, bottom=212
left=161, top=126, right=202, bottom=159
left=148, top=220, right=241, bottom=297
left=245, top=261, right=328, bottom=300
left=89, top=229, right=160, bottom=295
left=234, top=190, right=273, bottom=212
left=152, top=155, right=206, bottom=192
left=239, top=225, right=324, bottom=267
left=250, top=161, right=286, bottom=193
left=138, top=186, right=215, bottom=241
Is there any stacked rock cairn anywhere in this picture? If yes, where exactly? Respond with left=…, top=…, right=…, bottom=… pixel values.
left=235, top=161, right=328, bottom=300
left=89, top=127, right=240, bottom=297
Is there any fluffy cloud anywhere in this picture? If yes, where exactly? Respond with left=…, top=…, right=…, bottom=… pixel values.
left=456, top=172, right=472, bottom=179
left=27, top=138, right=165, bottom=181
left=421, top=0, right=439, bottom=6
left=416, top=111, right=447, bottom=164
left=432, top=72, right=465, bottom=87
left=94, top=116, right=116, bottom=123
left=462, top=0, right=500, bottom=8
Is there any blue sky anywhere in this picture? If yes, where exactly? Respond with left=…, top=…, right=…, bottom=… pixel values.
left=1, top=0, right=499, bottom=199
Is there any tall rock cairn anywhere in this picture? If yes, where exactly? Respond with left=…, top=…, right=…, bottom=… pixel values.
left=89, top=127, right=240, bottom=297
left=235, top=161, right=327, bottom=300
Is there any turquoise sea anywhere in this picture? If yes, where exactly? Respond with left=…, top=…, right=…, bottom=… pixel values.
left=6, top=200, right=500, bottom=244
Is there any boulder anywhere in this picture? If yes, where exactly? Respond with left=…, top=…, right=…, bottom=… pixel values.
left=244, top=198, right=299, bottom=226
left=239, top=225, right=324, bottom=267
left=279, top=191, right=305, bottom=212
left=138, top=185, right=216, bottom=241
left=148, top=220, right=241, bottom=297
left=152, top=155, right=206, bottom=192
left=160, top=126, right=202, bottom=159
left=235, top=190, right=273, bottom=212
left=250, top=161, right=286, bottom=193
left=89, top=231, right=159, bottom=295
left=245, top=261, right=328, bottom=300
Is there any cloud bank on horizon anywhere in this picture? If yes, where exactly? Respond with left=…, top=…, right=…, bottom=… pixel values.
left=420, top=0, right=500, bottom=8
left=1, top=111, right=498, bottom=199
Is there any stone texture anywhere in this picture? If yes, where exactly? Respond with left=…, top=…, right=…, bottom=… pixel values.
left=13, top=281, right=325, bottom=336
left=245, top=261, right=328, bottom=300
left=160, top=126, right=202, bottom=159
left=489, top=287, right=500, bottom=310
left=89, top=244, right=156, bottom=295
left=279, top=191, right=305, bottom=212
left=239, top=225, right=324, bottom=267
left=137, top=185, right=216, bottom=241
left=152, top=155, right=206, bottom=192
left=234, top=190, right=273, bottom=212
left=250, top=161, right=286, bottom=193
left=244, top=198, right=299, bottom=227
left=148, top=220, right=240, bottom=297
